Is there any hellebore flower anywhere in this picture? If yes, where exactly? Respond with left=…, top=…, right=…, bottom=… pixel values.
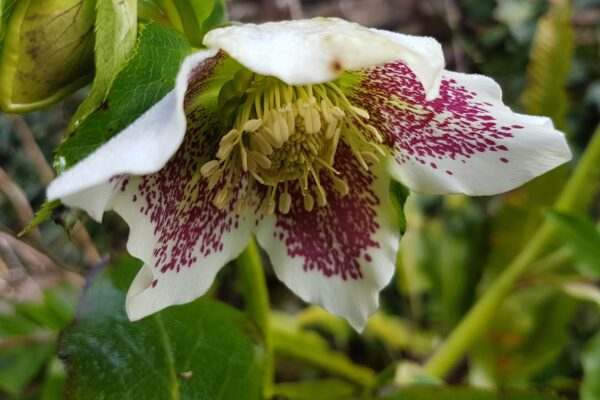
left=47, top=18, right=571, bottom=330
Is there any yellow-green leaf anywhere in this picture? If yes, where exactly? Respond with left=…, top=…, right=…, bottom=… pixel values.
left=0, top=0, right=95, bottom=113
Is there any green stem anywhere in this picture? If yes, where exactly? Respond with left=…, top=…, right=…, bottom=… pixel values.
left=237, top=238, right=273, bottom=393
left=424, top=124, right=600, bottom=378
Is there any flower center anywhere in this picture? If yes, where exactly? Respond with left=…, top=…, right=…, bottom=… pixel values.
left=201, top=69, right=385, bottom=215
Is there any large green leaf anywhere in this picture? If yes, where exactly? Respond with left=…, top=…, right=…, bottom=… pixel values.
left=0, top=0, right=95, bottom=112
left=581, top=331, right=600, bottom=400
left=546, top=211, right=600, bottom=279
left=521, top=0, right=573, bottom=131
left=67, top=0, right=138, bottom=131
left=57, top=21, right=192, bottom=166
left=59, top=255, right=265, bottom=399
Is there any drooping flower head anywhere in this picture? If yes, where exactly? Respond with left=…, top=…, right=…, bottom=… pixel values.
left=47, top=18, right=571, bottom=330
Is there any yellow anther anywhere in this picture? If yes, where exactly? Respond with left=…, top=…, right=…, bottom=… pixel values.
left=331, top=106, right=345, bottom=119
left=203, top=72, right=384, bottom=215
left=200, top=160, right=220, bottom=177
left=207, top=170, right=222, bottom=190
left=278, top=192, right=292, bottom=214
left=263, top=199, right=276, bottom=215
left=361, top=151, right=380, bottom=165
left=243, top=119, right=262, bottom=132
left=240, top=146, right=248, bottom=172
left=332, top=176, right=350, bottom=196
left=325, top=121, right=337, bottom=139
left=216, top=143, right=234, bottom=160
left=220, top=128, right=240, bottom=144
left=249, top=151, right=271, bottom=169
left=214, top=188, right=230, bottom=209
left=304, top=108, right=321, bottom=134
left=350, top=106, right=370, bottom=120
left=303, top=193, right=314, bottom=212
left=250, top=134, right=273, bottom=155
left=321, top=100, right=333, bottom=122
left=366, top=125, right=383, bottom=143
left=272, top=118, right=289, bottom=142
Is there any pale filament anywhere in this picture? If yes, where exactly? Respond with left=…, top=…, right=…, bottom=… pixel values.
left=201, top=69, right=385, bottom=215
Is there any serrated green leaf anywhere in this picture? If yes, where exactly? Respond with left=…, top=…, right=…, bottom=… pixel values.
left=0, top=0, right=95, bottom=113
left=57, top=21, right=192, bottom=166
left=59, top=255, right=265, bottom=399
left=67, top=0, right=138, bottom=132
left=521, top=0, right=573, bottom=131
left=19, top=199, right=60, bottom=236
left=174, top=0, right=227, bottom=47
left=581, top=331, right=600, bottom=400
left=546, top=210, right=600, bottom=278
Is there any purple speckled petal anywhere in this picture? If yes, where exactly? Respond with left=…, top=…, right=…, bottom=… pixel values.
left=255, top=143, right=399, bottom=331
left=121, top=105, right=256, bottom=320
left=350, top=63, right=571, bottom=195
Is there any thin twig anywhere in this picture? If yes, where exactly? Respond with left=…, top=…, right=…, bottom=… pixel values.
left=9, top=116, right=101, bottom=265
left=0, top=167, right=41, bottom=240
left=9, top=116, right=55, bottom=184
left=0, top=331, right=55, bottom=349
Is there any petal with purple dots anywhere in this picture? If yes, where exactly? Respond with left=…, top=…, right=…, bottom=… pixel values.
left=350, top=64, right=572, bottom=195
left=255, top=143, right=399, bottom=330
left=119, top=111, right=257, bottom=320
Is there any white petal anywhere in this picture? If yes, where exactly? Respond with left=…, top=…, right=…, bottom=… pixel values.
left=351, top=63, right=572, bottom=195
left=46, top=49, right=219, bottom=218
left=255, top=144, right=399, bottom=331
left=204, top=18, right=444, bottom=97
left=112, top=129, right=256, bottom=319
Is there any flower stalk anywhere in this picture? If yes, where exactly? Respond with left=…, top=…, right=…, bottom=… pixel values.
left=424, top=123, right=600, bottom=379
left=236, top=238, right=274, bottom=392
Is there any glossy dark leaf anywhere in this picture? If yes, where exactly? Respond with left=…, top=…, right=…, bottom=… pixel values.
left=59, top=255, right=266, bottom=400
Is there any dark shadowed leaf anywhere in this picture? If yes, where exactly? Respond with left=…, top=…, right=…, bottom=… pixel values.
left=59, top=255, right=265, bottom=400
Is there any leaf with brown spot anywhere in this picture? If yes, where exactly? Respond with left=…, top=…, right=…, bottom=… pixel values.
left=0, top=0, right=95, bottom=113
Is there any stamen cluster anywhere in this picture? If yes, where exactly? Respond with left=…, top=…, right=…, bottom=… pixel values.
left=201, top=68, right=385, bottom=215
